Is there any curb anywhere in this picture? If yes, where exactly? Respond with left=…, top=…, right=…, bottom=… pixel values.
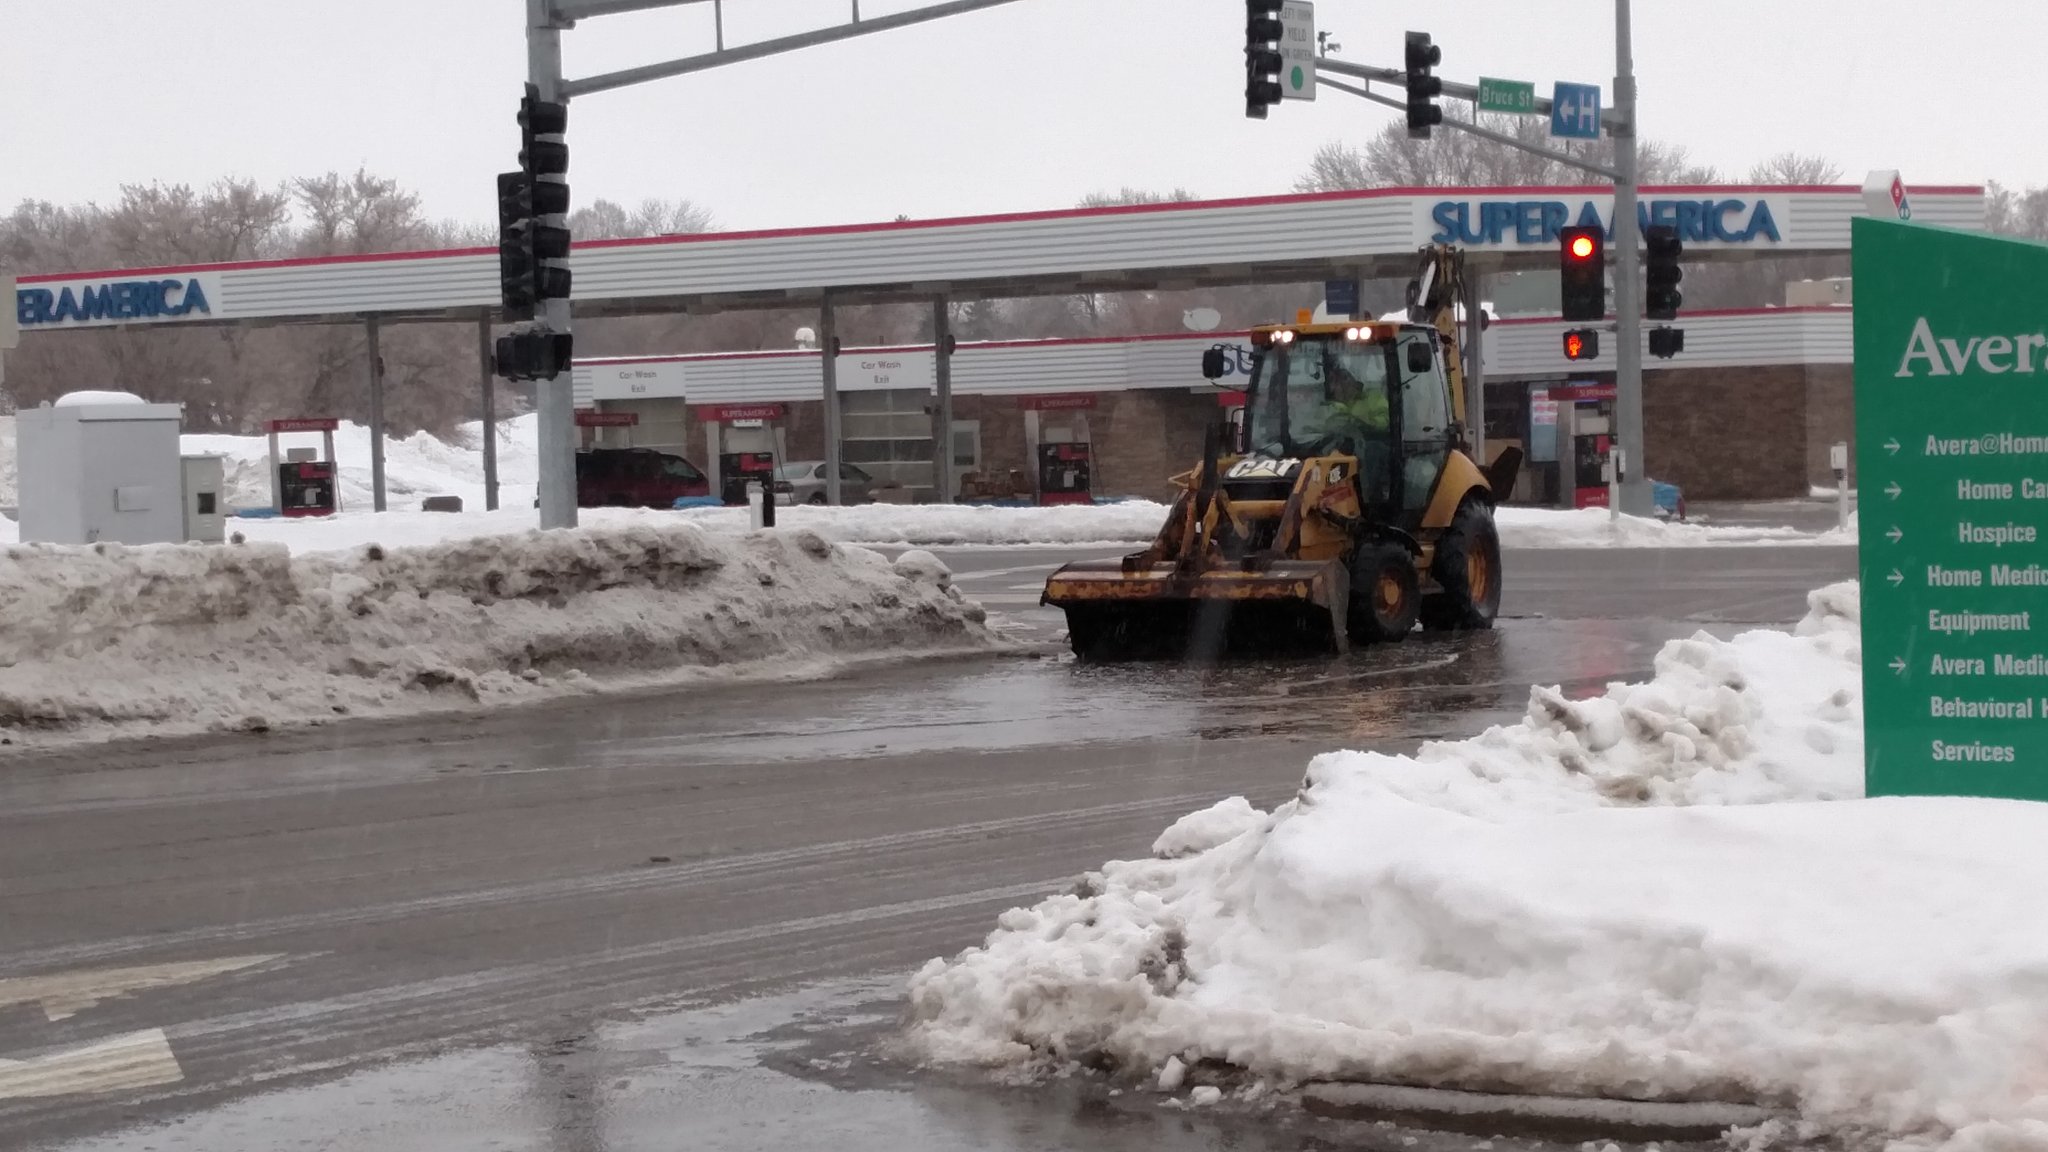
left=1300, top=1082, right=1783, bottom=1143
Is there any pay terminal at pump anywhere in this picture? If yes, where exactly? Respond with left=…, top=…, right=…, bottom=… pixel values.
left=719, top=451, right=777, bottom=506
left=266, top=417, right=341, bottom=517
left=1019, top=394, right=1096, bottom=506
left=1548, top=383, right=1617, bottom=510
left=1036, top=443, right=1093, bottom=506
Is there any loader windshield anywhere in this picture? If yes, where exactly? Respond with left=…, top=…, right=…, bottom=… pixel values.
left=1245, top=336, right=1393, bottom=460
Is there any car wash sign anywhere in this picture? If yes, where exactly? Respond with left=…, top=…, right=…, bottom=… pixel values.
left=1854, top=215, right=2048, bottom=802
left=16, top=272, right=223, bottom=330
left=1426, top=195, right=1782, bottom=248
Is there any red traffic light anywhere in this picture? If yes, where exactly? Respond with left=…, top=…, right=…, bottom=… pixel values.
left=1562, top=328, right=1599, bottom=361
left=1568, top=234, right=1596, bottom=260
left=1564, top=331, right=1586, bottom=358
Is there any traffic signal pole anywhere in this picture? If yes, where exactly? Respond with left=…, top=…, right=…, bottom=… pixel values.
left=1609, top=0, right=1651, bottom=517
left=528, top=0, right=578, bottom=530
left=508, top=0, right=1026, bottom=528
left=1312, top=0, right=1653, bottom=515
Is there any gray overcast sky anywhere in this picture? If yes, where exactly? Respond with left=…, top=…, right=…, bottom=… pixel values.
left=3, top=2, right=2033, bottom=237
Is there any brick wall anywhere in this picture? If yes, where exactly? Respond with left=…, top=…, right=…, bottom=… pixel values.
left=1093, top=390, right=1218, bottom=500
left=948, top=395, right=1029, bottom=481
left=627, top=366, right=1834, bottom=505
left=1804, top=364, right=1856, bottom=489
left=1642, top=365, right=1808, bottom=500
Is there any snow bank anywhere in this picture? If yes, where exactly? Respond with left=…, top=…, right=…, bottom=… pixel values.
left=160, top=500, right=1857, bottom=558
left=669, top=502, right=1179, bottom=547
left=0, top=414, right=538, bottom=513
left=184, top=414, right=542, bottom=513
left=0, top=523, right=994, bottom=746
left=905, top=585, right=2048, bottom=1150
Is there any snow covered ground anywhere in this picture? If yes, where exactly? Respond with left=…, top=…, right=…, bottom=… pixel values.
left=1495, top=506, right=1856, bottom=547
left=906, top=584, right=2048, bottom=1152
left=167, top=502, right=1854, bottom=556
left=0, top=415, right=1848, bottom=548
left=0, top=524, right=995, bottom=748
left=0, top=413, right=541, bottom=514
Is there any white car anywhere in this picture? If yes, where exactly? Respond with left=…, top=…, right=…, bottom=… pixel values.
left=774, top=461, right=876, bottom=505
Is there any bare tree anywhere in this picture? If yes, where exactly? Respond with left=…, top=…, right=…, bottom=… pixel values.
left=1982, top=180, right=2048, bottom=241
left=292, top=169, right=431, bottom=256
left=1295, top=101, right=1719, bottom=192
left=1747, top=152, right=1844, bottom=185
left=570, top=197, right=715, bottom=241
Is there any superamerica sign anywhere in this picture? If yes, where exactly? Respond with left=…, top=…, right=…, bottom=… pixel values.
left=1428, top=197, right=1783, bottom=247
left=17, top=275, right=219, bottom=328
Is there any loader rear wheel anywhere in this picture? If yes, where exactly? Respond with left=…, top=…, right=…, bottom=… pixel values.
left=1348, top=542, right=1419, bottom=645
left=1421, top=499, right=1503, bottom=632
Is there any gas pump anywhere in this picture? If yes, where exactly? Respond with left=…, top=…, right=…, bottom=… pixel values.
left=266, top=418, right=340, bottom=517
left=1549, top=383, right=1617, bottom=510
left=695, top=403, right=789, bottom=503
left=1036, top=443, right=1093, bottom=505
left=1020, top=394, right=1096, bottom=506
left=719, top=451, right=777, bottom=506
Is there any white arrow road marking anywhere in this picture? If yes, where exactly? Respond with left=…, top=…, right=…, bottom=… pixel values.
left=0, top=955, right=281, bottom=1022
left=0, top=1029, right=182, bottom=1099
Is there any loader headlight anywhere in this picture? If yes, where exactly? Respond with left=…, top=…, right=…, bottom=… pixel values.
left=1275, top=329, right=1296, bottom=345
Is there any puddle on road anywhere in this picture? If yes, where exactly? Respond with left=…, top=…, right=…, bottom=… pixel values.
left=36, top=977, right=1728, bottom=1152
left=654, top=616, right=1701, bottom=766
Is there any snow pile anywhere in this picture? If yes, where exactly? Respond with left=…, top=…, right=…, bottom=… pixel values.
left=905, top=584, right=2048, bottom=1150
left=1496, top=506, right=1854, bottom=547
left=182, top=414, right=542, bottom=513
left=0, top=523, right=994, bottom=745
left=669, top=501, right=1179, bottom=547
left=165, top=501, right=1856, bottom=558
left=0, top=414, right=537, bottom=512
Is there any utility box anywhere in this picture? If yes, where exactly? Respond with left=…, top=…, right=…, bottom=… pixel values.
left=181, top=455, right=226, bottom=543
left=17, top=391, right=185, bottom=545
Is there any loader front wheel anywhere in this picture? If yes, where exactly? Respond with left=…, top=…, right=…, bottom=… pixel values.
left=1348, top=542, right=1419, bottom=645
left=1421, top=499, right=1503, bottom=632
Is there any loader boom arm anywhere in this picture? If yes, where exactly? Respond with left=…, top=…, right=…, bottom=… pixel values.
left=1407, top=244, right=1475, bottom=432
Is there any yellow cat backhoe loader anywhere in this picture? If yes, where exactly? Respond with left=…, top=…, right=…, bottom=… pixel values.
left=1041, top=245, right=1522, bottom=660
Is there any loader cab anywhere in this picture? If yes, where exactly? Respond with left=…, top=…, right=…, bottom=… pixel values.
left=1228, top=323, right=1457, bottom=530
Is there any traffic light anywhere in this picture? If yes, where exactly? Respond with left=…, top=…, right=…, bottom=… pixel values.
left=497, top=171, right=537, bottom=321
left=1404, top=32, right=1443, bottom=138
left=494, top=329, right=575, bottom=383
left=1559, top=225, right=1606, bottom=322
left=1244, top=0, right=1284, bottom=119
left=1563, top=328, right=1599, bottom=361
left=1648, top=326, right=1686, bottom=359
left=1644, top=224, right=1684, bottom=321
left=516, top=86, right=572, bottom=303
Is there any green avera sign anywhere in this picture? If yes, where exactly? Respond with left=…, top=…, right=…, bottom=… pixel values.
left=1855, top=216, right=2048, bottom=801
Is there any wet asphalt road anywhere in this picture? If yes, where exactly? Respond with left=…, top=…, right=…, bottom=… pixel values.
left=0, top=543, right=1856, bottom=1152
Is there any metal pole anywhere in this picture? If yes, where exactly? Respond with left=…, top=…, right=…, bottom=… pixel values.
left=530, top=0, right=578, bottom=530
left=713, top=0, right=723, bottom=48
left=932, top=296, right=955, bottom=504
left=366, top=316, right=387, bottom=513
left=478, top=315, right=500, bottom=512
left=1610, top=0, right=1650, bottom=516
left=819, top=296, right=843, bottom=506
left=1462, top=271, right=1486, bottom=467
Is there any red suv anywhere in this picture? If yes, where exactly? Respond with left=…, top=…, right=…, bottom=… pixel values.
left=575, top=448, right=711, bottom=508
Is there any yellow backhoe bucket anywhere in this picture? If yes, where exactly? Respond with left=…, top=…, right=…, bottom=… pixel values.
left=1043, top=557, right=1350, bottom=660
